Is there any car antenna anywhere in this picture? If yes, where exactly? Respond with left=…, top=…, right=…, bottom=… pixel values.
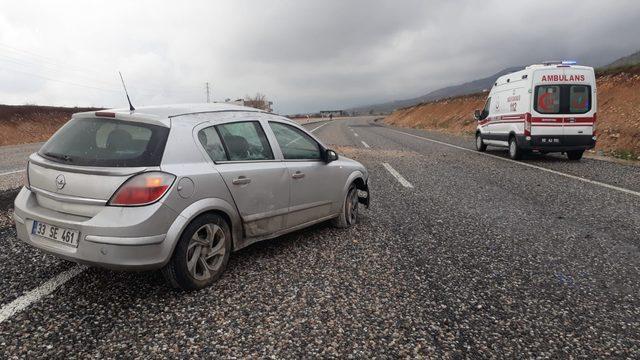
left=118, top=71, right=136, bottom=111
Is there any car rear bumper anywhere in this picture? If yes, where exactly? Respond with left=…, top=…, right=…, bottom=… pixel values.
left=517, top=135, right=596, bottom=152
left=13, top=187, right=179, bottom=270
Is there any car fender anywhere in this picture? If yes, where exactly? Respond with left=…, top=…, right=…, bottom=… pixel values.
left=342, top=170, right=365, bottom=195
left=339, top=170, right=369, bottom=207
left=163, top=197, right=243, bottom=262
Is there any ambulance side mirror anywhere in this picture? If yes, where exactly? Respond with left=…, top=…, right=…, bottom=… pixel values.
left=474, top=110, right=482, bottom=120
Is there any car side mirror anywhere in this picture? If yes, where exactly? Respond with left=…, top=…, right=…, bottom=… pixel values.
left=325, top=149, right=338, bottom=163
left=474, top=110, right=482, bottom=120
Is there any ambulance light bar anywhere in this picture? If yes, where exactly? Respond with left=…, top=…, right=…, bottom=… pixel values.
left=542, top=60, right=577, bottom=66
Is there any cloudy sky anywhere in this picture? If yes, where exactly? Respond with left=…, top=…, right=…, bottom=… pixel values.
left=0, top=0, right=639, bottom=114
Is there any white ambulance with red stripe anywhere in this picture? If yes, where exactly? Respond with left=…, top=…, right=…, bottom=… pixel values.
left=474, top=61, right=596, bottom=160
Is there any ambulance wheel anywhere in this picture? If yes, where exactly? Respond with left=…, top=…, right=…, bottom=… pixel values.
left=508, top=136, right=522, bottom=160
left=475, top=133, right=487, bottom=152
left=567, top=150, right=584, bottom=161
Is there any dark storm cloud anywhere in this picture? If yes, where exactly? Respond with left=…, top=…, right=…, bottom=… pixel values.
left=0, top=0, right=638, bottom=113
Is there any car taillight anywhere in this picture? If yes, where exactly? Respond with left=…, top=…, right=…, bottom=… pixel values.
left=108, top=172, right=175, bottom=206
left=524, top=113, right=532, bottom=136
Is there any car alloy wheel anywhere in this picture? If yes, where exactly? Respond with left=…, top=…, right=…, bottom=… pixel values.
left=186, top=223, right=226, bottom=281
left=346, top=186, right=359, bottom=225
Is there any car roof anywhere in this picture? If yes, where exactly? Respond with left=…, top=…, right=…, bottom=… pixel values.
left=72, top=103, right=267, bottom=127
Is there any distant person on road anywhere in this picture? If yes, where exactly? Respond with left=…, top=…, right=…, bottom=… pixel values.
left=329, top=114, right=333, bottom=120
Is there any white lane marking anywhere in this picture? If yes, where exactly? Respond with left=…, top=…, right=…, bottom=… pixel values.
left=310, top=122, right=330, bottom=133
left=386, top=128, right=640, bottom=198
left=354, top=133, right=359, bottom=137
left=0, top=169, right=25, bottom=177
left=0, top=265, right=86, bottom=324
left=361, top=141, right=371, bottom=148
left=382, top=162, right=414, bottom=188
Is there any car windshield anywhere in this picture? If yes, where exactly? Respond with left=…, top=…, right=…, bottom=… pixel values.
left=39, top=118, right=169, bottom=167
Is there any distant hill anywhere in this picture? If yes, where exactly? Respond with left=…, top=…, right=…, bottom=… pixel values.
left=0, top=104, right=101, bottom=146
left=349, top=67, right=522, bottom=114
left=602, top=50, right=640, bottom=68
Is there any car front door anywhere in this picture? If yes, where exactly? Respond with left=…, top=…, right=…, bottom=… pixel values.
left=267, top=121, right=337, bottom=228
left=200, top=120, right=290, bottom=238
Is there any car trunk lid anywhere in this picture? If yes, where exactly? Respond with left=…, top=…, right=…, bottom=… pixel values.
left=27, top=115, right=170, bottom=218
left=28, top=154, right=153, bottom=217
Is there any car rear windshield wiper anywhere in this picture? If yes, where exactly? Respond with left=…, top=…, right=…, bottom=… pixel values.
left=42, top=152, right=73, bottom=163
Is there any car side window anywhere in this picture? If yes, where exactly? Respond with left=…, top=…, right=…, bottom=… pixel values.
left=269, top=122, right=321, bottom=160
left=481, top=97, right=491, bottom=119
left=197, top=126, right=227, bottom=162
left=216, top=121, right=274, bottom=161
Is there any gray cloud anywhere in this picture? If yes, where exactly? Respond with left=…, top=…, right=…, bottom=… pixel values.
left=0, top=0, right=638, bottom=114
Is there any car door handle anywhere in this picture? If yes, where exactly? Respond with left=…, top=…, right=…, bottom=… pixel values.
left=232, top=176, right=251, bottom=185
left=292, top=171, right=305, bottom=179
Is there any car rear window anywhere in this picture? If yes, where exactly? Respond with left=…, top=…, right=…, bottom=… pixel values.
left=569, top=85, right=590, bottom=113
left=535, top=85, right=560, bottom=114
left=39, top=118, right=169, bottom=167
left=534, top=84, right=591, bottom=114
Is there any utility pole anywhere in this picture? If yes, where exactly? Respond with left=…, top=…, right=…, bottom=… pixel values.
left=205, top=82, right=211, bottom=103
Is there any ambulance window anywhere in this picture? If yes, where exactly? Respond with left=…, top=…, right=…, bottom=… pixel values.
left=480, top=97, right=491, bottom=119
left=535, top=86, right=560, bottom=114
left=569, top=85, right=591, bottom=113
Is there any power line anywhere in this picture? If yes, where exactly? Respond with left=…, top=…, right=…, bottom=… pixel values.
left=0, top=43, right=202, bottom=93
left=0, top=66, right=122, bottom=93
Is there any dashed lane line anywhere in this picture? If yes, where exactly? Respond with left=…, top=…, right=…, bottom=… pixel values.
left=361, top=141, right=371, bottom=148
left=0, top=265, right=87, bottom=324
left=386, top=127, right=640, bottom=198
left=310, top=122, right=330, bottom=133
left=382, top=162, right=414, bottom=188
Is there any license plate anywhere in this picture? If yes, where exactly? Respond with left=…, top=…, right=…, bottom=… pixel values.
left=541, top=138, right=561, bottom=144
left=31, top=220, right=80, bottom=247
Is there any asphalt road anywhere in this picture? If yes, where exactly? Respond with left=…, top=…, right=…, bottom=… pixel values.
left=0, top=142, right=42, bottom=191
left=0, top=117, right=639, bottom=357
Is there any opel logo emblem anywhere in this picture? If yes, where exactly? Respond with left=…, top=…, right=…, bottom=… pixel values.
left=55, top=174, right=66, bottom=190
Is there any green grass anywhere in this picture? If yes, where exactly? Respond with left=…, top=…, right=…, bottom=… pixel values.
left=609, top=149, right=639, bottom=161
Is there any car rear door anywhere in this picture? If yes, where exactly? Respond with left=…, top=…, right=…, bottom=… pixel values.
left=532, top=83, right=563, bottom=140
left=532, top=68, right=595, bottom=141
left=207, top=120, right=290, bottom=237
left=563, top=83, right=594, bottom=137
left=267, top=120, right=337, bottom=228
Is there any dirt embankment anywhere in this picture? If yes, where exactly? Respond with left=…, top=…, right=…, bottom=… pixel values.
left=386, top=70, right=640, bottom=160
left=0, top=105, right=100, bottom=146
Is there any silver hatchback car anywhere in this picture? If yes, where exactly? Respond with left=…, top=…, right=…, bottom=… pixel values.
left=13, top=103, right=369, bottom=290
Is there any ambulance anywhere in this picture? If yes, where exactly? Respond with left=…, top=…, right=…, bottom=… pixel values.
left=474, top=61, right=596, bottom=160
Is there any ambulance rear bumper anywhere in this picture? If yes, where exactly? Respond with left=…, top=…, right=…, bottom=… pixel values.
left=517, top=135, right=596, bottom=152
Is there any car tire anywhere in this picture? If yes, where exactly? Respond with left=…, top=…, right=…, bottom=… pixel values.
left=567, top=150, right=584, bottom=161
left=475, top=133, right=487, bottom=152
left=332, top=183, right=359, bottom=229
left=508, top=136, right=522, bottom=160
left=162, top=213, right=232, bottom=291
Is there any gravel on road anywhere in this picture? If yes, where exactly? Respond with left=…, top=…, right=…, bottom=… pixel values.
left=0, top=117, right=638, bottom=358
